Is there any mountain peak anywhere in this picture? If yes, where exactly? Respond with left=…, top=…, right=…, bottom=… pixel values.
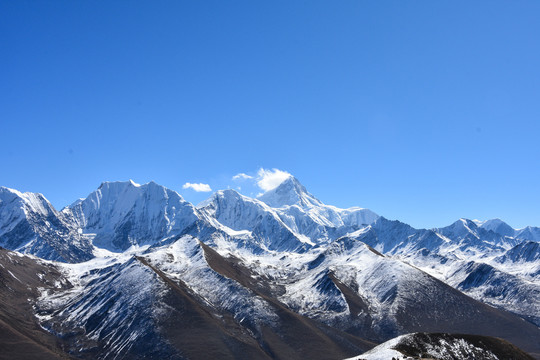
left=257, top=176, right=322, bottom=208
left=73, top=180, right=188, bottom=213
left=0, top=186, right=52, bottom=216
left=97, top=179, right=141, bottom=191
left=66, top=180, right=197, bottom=251
left=455, top=218, right=479, bottom=229
left=478, top=218, right=516, bottom=237
left=0, top=185, right=21, bottom=196
left=198, top=188, right=243, bottom=208
left=437, top=218, right=480, bottom=238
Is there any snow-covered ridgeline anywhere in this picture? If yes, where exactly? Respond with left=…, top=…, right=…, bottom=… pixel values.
left=1, top=176, right=540, bottom=358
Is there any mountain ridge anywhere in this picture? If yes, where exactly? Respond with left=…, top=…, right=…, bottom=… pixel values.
left=1, top=177, right=539, bottom=359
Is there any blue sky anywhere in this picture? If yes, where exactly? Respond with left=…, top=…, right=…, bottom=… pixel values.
left=1, top=1, right=539, bottom=229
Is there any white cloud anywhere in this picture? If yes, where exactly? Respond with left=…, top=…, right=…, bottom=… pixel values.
left=256, top=168, right=291, bottom=192
left=182, top=182, right=212, bottom=192
left=232, top=173, right=253, bottom=180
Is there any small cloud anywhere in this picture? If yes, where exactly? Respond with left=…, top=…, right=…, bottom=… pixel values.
left=182, top=182, right=212, bottom=192
left=256, top=168, right=291, bottom=192
left=232, top=173, right=253, bottom=180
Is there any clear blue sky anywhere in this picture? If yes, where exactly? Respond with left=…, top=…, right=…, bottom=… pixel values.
left=1, top=1, right=539, bottom=229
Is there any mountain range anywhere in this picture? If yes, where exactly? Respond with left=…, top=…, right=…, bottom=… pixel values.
left=0, top=176, right=539, bottom=359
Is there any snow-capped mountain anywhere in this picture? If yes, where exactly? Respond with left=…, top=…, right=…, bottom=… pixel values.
left=516, top=226, right=540, bottom=242
left=1, top=176, right=539, bottom=359
left=257, top=175, right=322, bottom=208
left=199, top=176, right=379, bottom=251
left=344, top=216, right=540, bottom=328
left=495, top=241, right=540, bottom=265
left=64, top=180, right=200, bottom=251
left=0, top=186, right=93, bottom=262
left=198, top=189, right=311, bottom=252
left=475, top=218, right=540, bottom=242
left=436, top=218, right=521, bottom=255
left=476, top=218, right=517, bottom=237
left=259, top=176, right=379, bottom=237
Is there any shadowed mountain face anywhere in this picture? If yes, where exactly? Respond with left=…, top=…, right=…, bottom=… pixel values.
left=1, top=179, right=539, bottom=359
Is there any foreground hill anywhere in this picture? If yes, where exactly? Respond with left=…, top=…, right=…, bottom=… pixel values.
left=347, top=332, right=535, bottom=360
